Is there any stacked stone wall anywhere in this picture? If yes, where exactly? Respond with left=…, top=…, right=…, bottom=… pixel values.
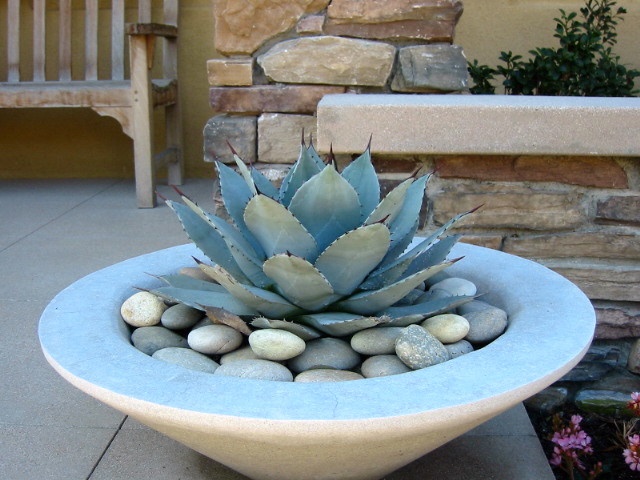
left=205, top=0, right=467, bottom=172
left=203, top=0, right=639, bottom=340
left=370, top=153, right=640, bottom=341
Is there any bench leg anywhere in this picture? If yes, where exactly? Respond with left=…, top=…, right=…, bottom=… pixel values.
left=130, top=35, right=156, bottom=208
left=165, top=102, right=183, bottom=186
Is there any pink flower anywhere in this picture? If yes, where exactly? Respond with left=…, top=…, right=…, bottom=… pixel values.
left=624, top=434, right=640, bottom=471
left=548, top=414, right=596, bottom=476
left=628, top=392, right=640, bottom=416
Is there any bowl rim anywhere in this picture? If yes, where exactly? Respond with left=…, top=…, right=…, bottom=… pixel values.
left=38, top=241, right=595, bottom=421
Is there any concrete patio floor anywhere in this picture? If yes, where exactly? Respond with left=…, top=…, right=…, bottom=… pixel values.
left=0, top=178, right=555, bottom=480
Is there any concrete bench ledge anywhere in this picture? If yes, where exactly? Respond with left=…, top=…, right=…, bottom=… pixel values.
left=317, top=94, right=640, bottom=156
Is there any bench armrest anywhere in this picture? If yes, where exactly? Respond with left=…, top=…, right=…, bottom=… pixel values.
left=126, top=23, right=178, bottom=38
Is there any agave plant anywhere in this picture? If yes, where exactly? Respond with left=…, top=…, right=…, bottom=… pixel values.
left=152, top=139, right=476, bottom=338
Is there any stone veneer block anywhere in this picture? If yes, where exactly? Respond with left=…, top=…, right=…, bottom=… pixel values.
left=503, top=233, right=640, bottom=261
left=323, top=19, right=456, bottom=42
left=433, top=190, right=587, bottom=231
left=297, top=14, right=325, bottom=33
left=207, top=58, right=253, bottom=86
left=203, top=115, right=256, bottom=164
left=213, top=0, right=330, bottom=55
left=327, top=0, right=463, bottom=24
left=545, top=262, right=640, bottom=302
left=596, top=195, right=640, bottom=225
left=435, top=155, right=628, bottom=189
left=596, top=303, right=640, bottom=339
left=317, top=94, right=640, bottom=156
left=391, top=44, right=468, bottom=92
left=257, top=36, right=396, bottom=87
left=210, top=85, right=345, bottom=114
left=258, top=114, right=317, bottom=164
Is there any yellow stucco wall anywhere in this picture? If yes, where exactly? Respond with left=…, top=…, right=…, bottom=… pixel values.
left=1, top=0, right=638, bottom=179
left=457, top=0, right=640, bottom=81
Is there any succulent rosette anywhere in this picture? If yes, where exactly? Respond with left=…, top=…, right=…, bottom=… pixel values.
left=153, top=140, right=476, bottom=338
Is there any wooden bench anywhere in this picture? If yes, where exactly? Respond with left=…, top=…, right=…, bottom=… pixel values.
left=0, top=0, right=183, bottom=208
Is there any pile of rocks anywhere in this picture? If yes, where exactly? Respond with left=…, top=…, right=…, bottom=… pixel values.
left=120, top=274, right=508, bottom=382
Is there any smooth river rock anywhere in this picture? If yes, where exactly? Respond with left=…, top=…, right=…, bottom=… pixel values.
left=444, top=339, right=474, bottom=359
left=214, top=359, right=294, bottom=382
left=350, top=327, right=405, bottom=355
left=463, top=307, right=508, bottom=344
left=121, top=291, right=167, bottom=327
left=161, top=303, right=204, bottom=330
left=249, top=329, right=306, bottom=361
left=395, top=325, right=450, bottom=370
left=220, top=345, right=262, bottom=364
left=361, top=355, right=412, bottom=378
left=131, top=326, right=189, bottom=355
left=288, top=337, right=361, bottom=373
left=421, top=314, right=470, bottom=344
left=152, top=347, right=220, bottom=374
left=187, top=324, right=244, bottom=355
left=429, top=277, right=477, bottom=297
left=294, top=369, right=364, bottom=382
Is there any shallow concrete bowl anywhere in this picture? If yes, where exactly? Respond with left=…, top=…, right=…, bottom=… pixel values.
left=39, top=243, right=595, bottom=480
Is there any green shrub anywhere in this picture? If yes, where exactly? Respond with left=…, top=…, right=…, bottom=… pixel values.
left=468, top=0, right=640, bottom=96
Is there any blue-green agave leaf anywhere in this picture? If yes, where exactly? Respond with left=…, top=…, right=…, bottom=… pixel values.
left=250, top=168, right=280, bottom=200
left=166, top=200, right=250, bottom=284
left=314, top=223, right=390, bottom=295
left=231, top=151, right=257, bottom=195
left=382, top=175, right=430, bottom=263
left=216, top=161, right=253, bottom=221
left=392, top=288, right=426, bottom=306
left=295, top=312, right=388, bottom=336
left=150, top=286, right=259, bottom=316
left=378, top=206, right=479, bottom=278
left=382, top=294, right=476, bottom=322
left=359, top=256, right=413, bottom=291
left=250, top=317, right=323, bottom=341
left=158, top=273, right=227, bottom=292
left=263, top=254, right=339, bottom=311
left=244, top=194, right=318, bottom=260
left=190, top=203, right=272, bottom=288
left=215, top=162, right=263, bottom=254
left=364, top=177, right=413, bottom=225
left=334, top=261, right=456, bottom=315
left=289, top=165, right=362, bottom=252
left=341, top=148, right=380, bottom=220
left=401, top=234, right=462, bottom=280
left=305, top=141, right=326, bottom=167
left=204, top=264, right=302, bottom=318
left=279, top=144, right=324, bottom=207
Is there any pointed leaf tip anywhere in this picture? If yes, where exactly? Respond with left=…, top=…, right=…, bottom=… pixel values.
left=172, top=185, right=190, bottom=200
left=226, top=140, right=239, bottom=156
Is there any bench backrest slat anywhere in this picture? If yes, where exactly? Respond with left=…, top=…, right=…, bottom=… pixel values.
left=33, top=0, right=46, bottom=82
left=112, top=0, right=126, bottom=81
left=85, top=0, right=99, bottom=81
left=164, top=0, right=179, bottom=78
left=58, top=0, right=72, bottom=82
left=7, top=0, right=20, bottom=82
left=3, top=0, right=177, bottom=83
left=139, top=0, right=152, bottom=23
